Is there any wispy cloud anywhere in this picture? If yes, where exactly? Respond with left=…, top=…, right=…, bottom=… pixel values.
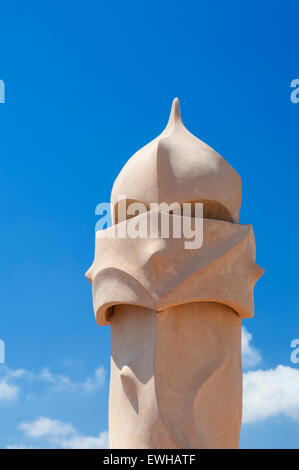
left=0, top=368, right=30, bottom=401
left=19, top=417, right=76, bottom=438
left=8, top=417, right=108, bottom=449
left=38, top=366, right=106, bottom=393
left=60, top=432, right=108, bottom=449
left=0, top=365, right=106, bottom=401
left=0, top=379, right=19, bottom=401
left=242, top=326, right=261, bottom=369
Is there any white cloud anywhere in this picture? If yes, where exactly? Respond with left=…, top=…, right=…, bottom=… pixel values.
left=0, top=379, right=19, bottom=400
left=5, top=369, right=28, bottom=379
left=39, top=366, right=106, bottom=393
left=19, top=417, right=76, bottom=438
left=11, top=416, right=108, bottom=449
left=82, top=367, right=106, bottom=393
left=0, top=365, right=106, bottom=401
left=243, top=365, right=299, bottom=423
left=60, top=431, right=109, bottom=449
left=38, top=368, right=77, bottom=392
left=0, top=367, right=30, bottom=401
left=242, top=326, right=261, bottom=368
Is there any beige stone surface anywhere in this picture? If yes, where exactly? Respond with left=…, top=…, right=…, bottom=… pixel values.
left=86, top=98, right=264, bottom=449
left=87, top=210, right=263, bottom=326
left=111, top=98, right=241, bottom=223
left=109, top=302, right=242, bottom=449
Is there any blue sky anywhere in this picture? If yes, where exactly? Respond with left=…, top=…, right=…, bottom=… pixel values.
left=0, top=0, right=298, bottom=449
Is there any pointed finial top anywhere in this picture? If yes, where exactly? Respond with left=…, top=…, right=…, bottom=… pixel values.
left=165, top=97, right=184, bottom=131
left=111, top=96, right=242, bottom=224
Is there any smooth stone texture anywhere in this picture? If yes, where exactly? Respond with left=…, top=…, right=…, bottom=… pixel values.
left=87, top=211, right=263, bottom=326
left=109, top=302, right=242, bottom=449
left=86, top=98, right=264, bottom=449
left=111, top=99, right=242, bottom=223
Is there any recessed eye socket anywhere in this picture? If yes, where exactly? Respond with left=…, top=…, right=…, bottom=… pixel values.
left=167, top=200, right=234, bottom=222
left=105, top=306, right=115, bottom=322
left=190, top=199, right=234, bottom=222
left=113, top=199, right=234, bottom=224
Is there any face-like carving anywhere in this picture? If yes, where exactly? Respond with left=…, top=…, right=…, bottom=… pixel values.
left=109, top=305, right=178, bottom=449
left=155, top=302, right=242, bottom=449
left=87, top=210, right=263, bottom=326
left=87, top=209, right=261, bottom=449
left=86, top=99, right=263, bottom=449
left=109, top=302, right=242, bottom=449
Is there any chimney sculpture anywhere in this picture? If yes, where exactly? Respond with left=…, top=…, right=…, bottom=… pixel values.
left=86, top=99, right=263, bottom=449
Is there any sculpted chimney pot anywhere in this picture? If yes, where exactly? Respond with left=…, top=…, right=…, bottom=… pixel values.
left=86, top=98, right=263, bottom=449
